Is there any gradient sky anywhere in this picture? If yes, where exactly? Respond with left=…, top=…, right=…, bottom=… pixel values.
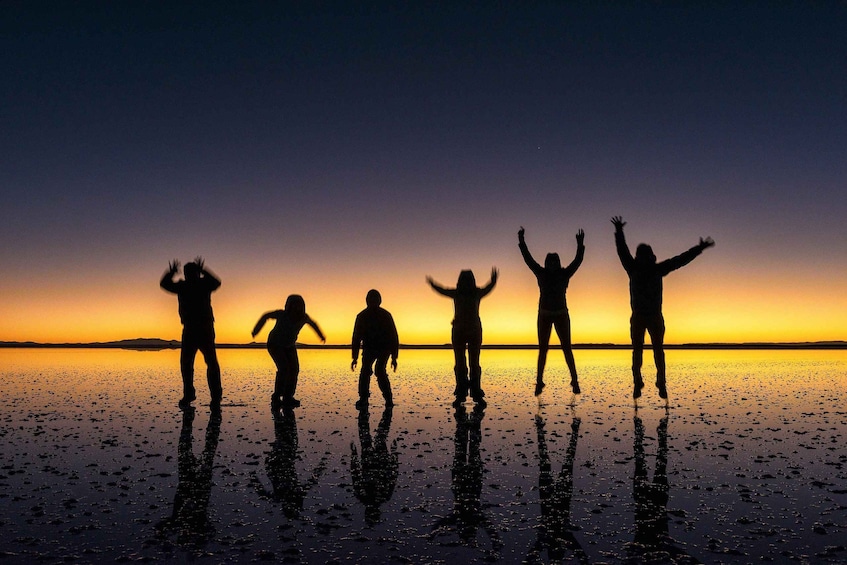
left=2, top=2, right=846, bottom=345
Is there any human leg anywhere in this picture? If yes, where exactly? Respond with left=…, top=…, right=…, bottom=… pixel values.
left=373, top=352, right=393, bottom=406
left=468, top=329, right=485, bottom=405
left=268, top=344, right=291, bottom=410
left=357, top=351, right=377, bottom=408
left=179, top=329, right=199, bottom=406
left=282, top=348, right=301, bottom=406
left=646, top=317, right=667, bottom=398
left=197, top=327, right=222, bottom=404
left=630, top=315, right=647, bottom=398
left=553, top=313, right=580, bottom=394
left=452, top=328, right=469, bottom=406
left=536, top=314, right=552, bottom=395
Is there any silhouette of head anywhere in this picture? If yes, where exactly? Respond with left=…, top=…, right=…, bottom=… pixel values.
left=366, top=289, right=382, bottom=308
left=456, top=270, right=476, bottom=292
left=635, top=244, right=656, bottom=264
left=284, top=294, right=306, bottom=320
left=183, top=262, right=200, bottom=280
left=544, top=253, right=561, bottom=269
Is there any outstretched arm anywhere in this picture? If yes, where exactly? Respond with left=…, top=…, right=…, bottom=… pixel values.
left=480, top=267, right=499, bottom=297
left=659, top=236, right=715, bottom=275
left=611, top=216, right=634, bottom=271
left=564, top=229, right=586, bottom=275
left=517, top=226, right=543, bottom=274
left=426, top=276, right=456, bottom=297
left=159, top=260, right=180, bottom=293
left=251, top=311, right=278, bottom=338
left=305, top=316, right=326, bottom=343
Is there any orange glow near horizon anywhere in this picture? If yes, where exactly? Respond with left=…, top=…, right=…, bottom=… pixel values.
left=1, top=264, right=844, bottom=345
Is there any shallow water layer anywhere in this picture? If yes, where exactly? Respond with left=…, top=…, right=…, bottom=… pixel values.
left=0, top=348, right=845, bottom=563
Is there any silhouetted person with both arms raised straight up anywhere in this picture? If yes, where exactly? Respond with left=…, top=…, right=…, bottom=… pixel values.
left=427, top=268, right=498, bottom=407
left=518, top=226, right=585, bottom=397
left=612, top=216, right=714, bottom=399
left=351, top=289, right=399, bottom=410
left=252, top=294, right=325, bottom=410
left=160, top=257, right=222, bottom=409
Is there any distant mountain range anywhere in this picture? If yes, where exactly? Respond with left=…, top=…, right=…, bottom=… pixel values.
left=0, top=338, right=845, bottom=350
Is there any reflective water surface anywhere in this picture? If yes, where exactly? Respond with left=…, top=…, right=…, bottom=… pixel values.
left=0, top=348, right=845, bottom=563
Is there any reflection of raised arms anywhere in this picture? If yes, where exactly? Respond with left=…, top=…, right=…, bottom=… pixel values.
left=426, top=276, right=457, bottom=298
left=195, top=256, right=222, bottom=290
left=565, top=229, right=586, bottom=276
left=611, top=216, right=634, bottom=271
left=479, top=267, right=498, bottom=297
left=304, top=315, right=326, bottom=343
left=658, top=237, right=715, bottom=276
left=251, top=310, right=282, bottom=338
left=160, top=259, right=181, bottom=293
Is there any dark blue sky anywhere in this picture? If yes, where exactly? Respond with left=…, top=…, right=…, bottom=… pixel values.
left=2, top=2, right=846, bottom=342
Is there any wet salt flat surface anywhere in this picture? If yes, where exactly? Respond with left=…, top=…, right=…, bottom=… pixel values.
left=0, top=348, right=845, bottom=564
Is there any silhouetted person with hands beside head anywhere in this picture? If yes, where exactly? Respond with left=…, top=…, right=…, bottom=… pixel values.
left=252, top=294, right=325, bottom=410
left=612, top=216, right=714, bottom=399
left=160, top=257, right=222, bottom=409
left=518, top=226, right=585, bottom=396
left=351, top=289, right=399, bottom=410
left=427, top=268, right=498, bottom=407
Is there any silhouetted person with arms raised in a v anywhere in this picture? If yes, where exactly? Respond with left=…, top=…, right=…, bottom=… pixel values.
left=351, top=289, right=399, bottom=410
left=160, top=257, right=222, bottom=408
left=252, top=294, right=325, bottom=410
left=526, top=412, right=589, bottom=564
left=518, top=226, right=585, bottom=396
left=427, top=268, right=498, bottom=407
left=628, top=415, right=700, bottom=563
left=612, top=216, right=714, bottom=399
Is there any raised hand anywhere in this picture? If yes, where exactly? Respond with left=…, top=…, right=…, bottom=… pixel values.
left=490, top=267, right=499, bottom=283
left=611, top=216, right=626, bottom=231
left=576, top=229, right=585, bottom=245
left=699, top=236, right=715, bottom=250
left=194, top=256, right=205, bottom=271
left=168, top=259, right=181, bottom=274
left=518, top=226, right=525, bottom=240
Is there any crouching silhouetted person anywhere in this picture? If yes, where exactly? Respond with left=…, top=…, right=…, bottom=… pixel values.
left=160, top=257, right=222, bottom=408
left=252, top=294, right=325, bottom=410
left=351, top=289, right=399, bottom=410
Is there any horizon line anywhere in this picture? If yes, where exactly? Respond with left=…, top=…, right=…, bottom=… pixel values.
left=1, top=338, right=845, bottom=351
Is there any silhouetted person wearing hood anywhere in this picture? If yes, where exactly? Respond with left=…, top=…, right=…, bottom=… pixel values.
left=427, top=268, right=498, bottom=407
left=351, top=289, right=399, bottom=410
left=518, top=227, right=585, bottom=396
left=612, top=217, right=714, bottom=399
left=160, top=257, right=222, bottom=408
left=252, top=294, right=325, bottom=410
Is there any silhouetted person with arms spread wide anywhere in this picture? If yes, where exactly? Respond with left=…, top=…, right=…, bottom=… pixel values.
left=252, top=294, right=325, bottom=410
left=612, top=216, right=714, bottom=399
left=427, top=268, right=498, bottom=407
left=351, top=289, right=399, bottom=410
left=518, top=226, right=585, bottom=396
left=160, top=257, right=222, bottom=409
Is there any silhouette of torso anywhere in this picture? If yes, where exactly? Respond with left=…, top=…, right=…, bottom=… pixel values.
left=267, top=311, right=308, bottom=349
left=352, top=307, right=399, bottom=355
left=519, top=241, right=583, bottom=312
left=164, top=278, right=220, bottom=327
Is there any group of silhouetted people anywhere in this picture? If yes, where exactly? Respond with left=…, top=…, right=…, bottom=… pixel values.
left=160, top=217, right=714, bottom=410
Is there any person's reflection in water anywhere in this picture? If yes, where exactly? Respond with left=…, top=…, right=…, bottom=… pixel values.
left=628, top=414, right=700, bottom=564
left=527, top=413, right=589, bottom=564
left=350, top=405, right=399, bottom=525
left=251, top=407, right=327, bottom=519
left=156, top=406, right=222, bottom=546
left=431, top=405, right=501, bottom=557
